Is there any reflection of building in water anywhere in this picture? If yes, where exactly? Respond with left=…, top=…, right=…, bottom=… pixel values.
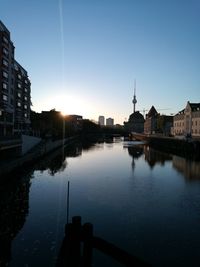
left=173, top=156, right=200, bottom=180
left=0, top=175, right=31, bottom=266
left=36, top=143, right=82, bottom=175
left=35, top=141, right=101, bottom=176
left=127, top=145, right=144, bottom=170
left=143, top=145, right=172, bottom=169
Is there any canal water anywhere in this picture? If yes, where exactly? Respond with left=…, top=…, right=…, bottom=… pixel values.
left=1, top=137, right=200, bottom=266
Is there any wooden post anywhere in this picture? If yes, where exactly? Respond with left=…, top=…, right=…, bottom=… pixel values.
left=82, top=223, right=93, bottom=267
left=71, top=216, right=82, bottom=266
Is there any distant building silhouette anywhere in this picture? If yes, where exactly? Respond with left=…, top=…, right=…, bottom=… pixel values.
left=124, top=111, right=144, bottom=133
left=0, top=21, right=31, bottom=136
left=144, top=106, right=158, bottom=134
left=31, top=109, right=82, bottom=138
left=172, top=101, right=200, bottom=137
left=98, top=116, right=105, bottom=126
left=124, top=83, right=144, bottom=133
left=106, top=117, right=114, bottom=126
left=144, top=106, right=173, bottom=135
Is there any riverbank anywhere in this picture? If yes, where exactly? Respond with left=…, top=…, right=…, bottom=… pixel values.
left=0, top=136, right=78, bottom=180
left=131, top=133, right=200, bottom=160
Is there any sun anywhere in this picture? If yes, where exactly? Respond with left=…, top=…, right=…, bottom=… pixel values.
left=34, top=93, right=95, bottom=118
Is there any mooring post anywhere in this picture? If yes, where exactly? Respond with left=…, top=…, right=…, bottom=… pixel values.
left=82, top=223, right=93, bottom=267
left=71, top=216, right=82, bottom=266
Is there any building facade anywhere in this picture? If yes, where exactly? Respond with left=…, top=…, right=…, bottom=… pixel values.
left=0, top=21, right=31, bottom=136
left=98, top=115, right=105, bottom=126
left=106, top=117, right=114, bottom=126
left=124, top=111, right=144, bottom=133
left=173, top=101, right=200, bottom=137
left=144, top=106, right=158, bottom=134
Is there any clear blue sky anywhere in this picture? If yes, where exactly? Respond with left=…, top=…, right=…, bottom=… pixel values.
left=1, top=0, right=199, bottom=124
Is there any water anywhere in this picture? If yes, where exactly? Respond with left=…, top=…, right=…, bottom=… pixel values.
left=1, top=137, right=200, bottom=266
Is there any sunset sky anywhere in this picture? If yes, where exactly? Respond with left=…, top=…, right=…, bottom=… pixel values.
left=0, top=0, right=199, bottom=124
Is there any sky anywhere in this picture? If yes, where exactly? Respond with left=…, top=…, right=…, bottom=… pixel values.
left=0, top=0, right=199, bottom=124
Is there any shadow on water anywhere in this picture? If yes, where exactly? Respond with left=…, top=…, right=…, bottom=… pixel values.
left=0, top=171, right=32, bottom=266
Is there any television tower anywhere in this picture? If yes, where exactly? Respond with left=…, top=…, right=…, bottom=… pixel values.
left=132, top=79, right=137, bottom=113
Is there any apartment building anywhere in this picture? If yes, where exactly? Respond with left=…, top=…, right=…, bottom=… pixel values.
left=98, top=115, right=105, bottom=126
left=13, top=61, right=31, bottom=134
left=0, top=21, right=31, bottom=136
left=106, top=117, right=114, bottom=126
left=173, top=101, right=200, bottom=137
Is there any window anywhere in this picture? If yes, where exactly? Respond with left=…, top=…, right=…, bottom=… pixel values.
left=17, top=102, right=21, bottom=107
left=25, top=79, right=28, bottom=84
left=3, top=36, right=9, bottom=44
left=17, top=92, right=21, bottom=98
left=24, top=96, right=27, bottom=101
left=2, top=59, right=9, bottom=67
left=17, top=83, right=21, bottom=88
left=2, top=71, right=8, bottom=78
left=3, top=95, right=8, bottom=101
left=24, top=88, right=28, bottom=92
left=24, top=113, right=27, bottom=118
left=17, top=74, right=22, bottom=79
left=2, top=82, right=7, bottom=89
left=24, top=104, right=27, bottom=109
left=2, top=47, right=9, bottom=56
left=14, top=63, right=19, bottom=71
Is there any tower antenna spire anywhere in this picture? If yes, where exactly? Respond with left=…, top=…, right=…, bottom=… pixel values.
left=132, top=79, right=137, bottom=113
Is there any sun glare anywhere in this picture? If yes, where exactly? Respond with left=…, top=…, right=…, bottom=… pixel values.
left=34, top=93, right=95, bottom=119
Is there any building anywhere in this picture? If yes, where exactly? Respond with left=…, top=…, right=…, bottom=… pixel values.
left=144, top=106, right=158, bottom=134
left=13, top=61, right=31, bottom=135
left=0, top=21, right=31, bottom=136
left=124, top=82, right=144, bottom=133
left=144, top=106, right=173, bottom=135
left=31, top=110, right=83, bottom=138
left=173, top=101, right=200, bottom=137
left=98, top=115, right=105, bottom=126
left=124, top=111, right=144, bottom=133
left=157, top=115, right=173, bottom=135
left=106, top=117, right=114, bottom=126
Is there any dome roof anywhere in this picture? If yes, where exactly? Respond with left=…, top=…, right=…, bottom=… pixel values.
left=129, top=111, right=144, bottom=122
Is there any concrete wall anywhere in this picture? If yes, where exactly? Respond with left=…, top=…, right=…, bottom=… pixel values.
left=21, top=134, right=41, bottom=155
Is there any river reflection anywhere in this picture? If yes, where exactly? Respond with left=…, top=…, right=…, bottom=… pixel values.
left=173, top=156, right=200, bottom=180
left=0, top=172, right=31, bottom=266
left=3, top=138, right=200, bottom=267
left=34, top=142, right=100, bottom=176
left=124, top=142, right=200, bottom=181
